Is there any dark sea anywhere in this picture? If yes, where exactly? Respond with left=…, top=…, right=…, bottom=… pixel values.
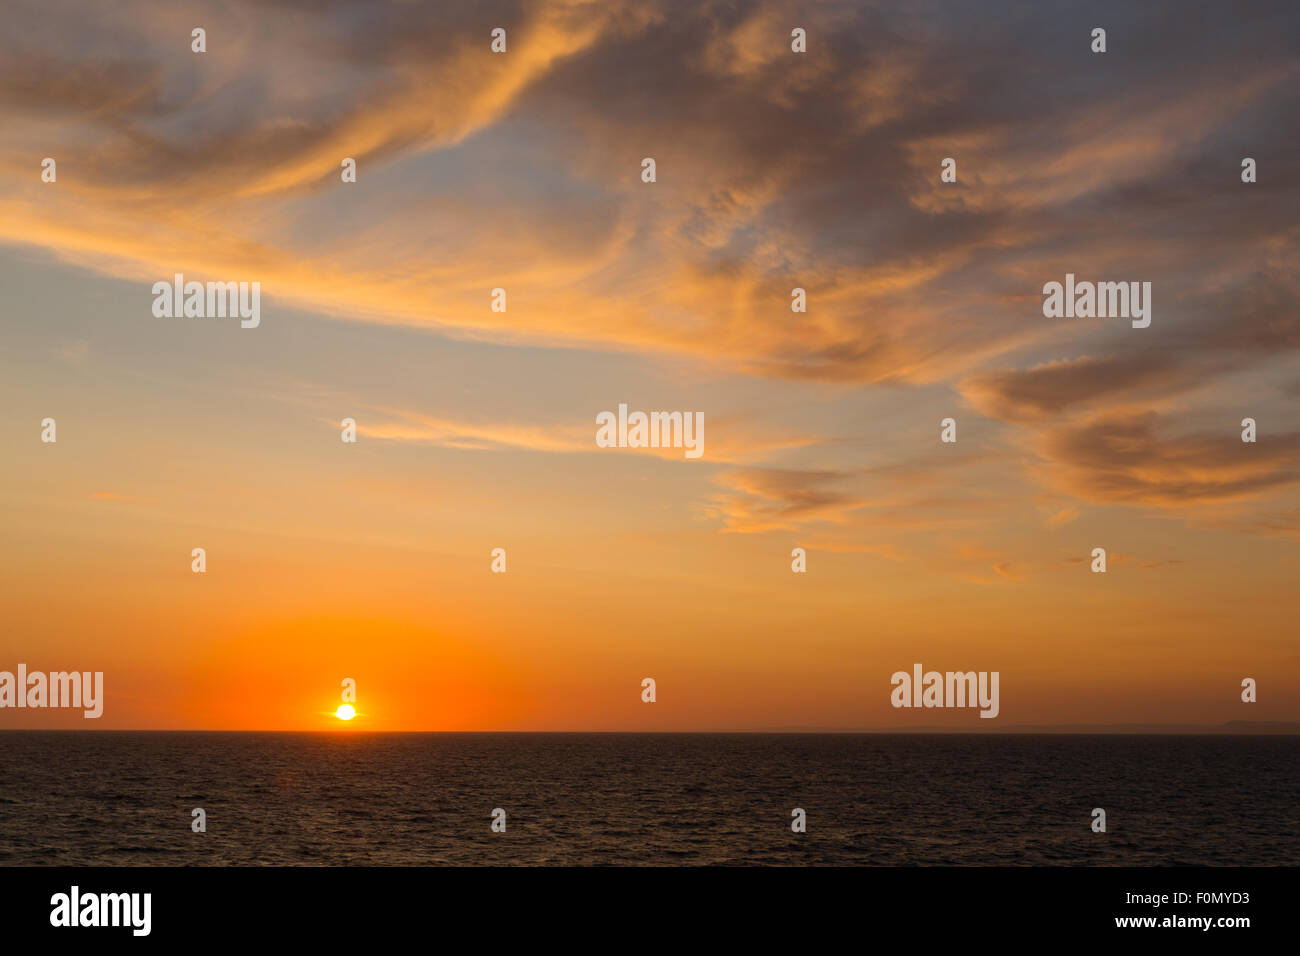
left=0, top=733, right=1295, bottom=866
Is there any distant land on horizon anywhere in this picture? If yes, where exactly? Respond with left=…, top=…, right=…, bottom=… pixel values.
left=752, top=721, right=1300, bottom=735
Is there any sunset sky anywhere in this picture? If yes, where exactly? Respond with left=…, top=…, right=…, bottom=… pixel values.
left=2, top=0, right=1298, bottom=730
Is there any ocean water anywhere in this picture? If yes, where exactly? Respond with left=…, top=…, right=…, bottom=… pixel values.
left=0, top=732, right=1294, bottom=866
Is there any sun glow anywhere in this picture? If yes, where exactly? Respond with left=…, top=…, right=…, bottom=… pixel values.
left=334, top=704, right=356, bottom=721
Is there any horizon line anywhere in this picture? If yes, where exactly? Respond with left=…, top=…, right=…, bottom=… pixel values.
left=2, top=723, right=1298, bottom=735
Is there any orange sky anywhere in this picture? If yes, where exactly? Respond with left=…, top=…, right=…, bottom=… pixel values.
left=1, top=0, right=1298, bottom=730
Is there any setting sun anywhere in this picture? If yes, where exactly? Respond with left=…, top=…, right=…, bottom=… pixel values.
left=334, top=705, right=356, bottom=721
